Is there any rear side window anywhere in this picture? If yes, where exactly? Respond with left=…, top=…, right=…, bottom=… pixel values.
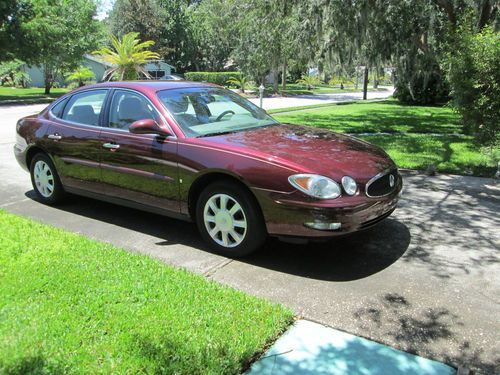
left=50, top=98, right=68, bottom=118
left=62, top=90, right=107, bottom=126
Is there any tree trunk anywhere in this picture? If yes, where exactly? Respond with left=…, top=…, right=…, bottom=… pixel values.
left=373, top=68, right=378, bottom=89
left=272, top=70, right=279, bottom=94
left=477, top=0, right=493, bottom=30
left=281, top=60, right=287, bottom=94
left=363, top=66, right=369, bottom=100
left=318, top=61, right=324, bottom=83
left=43, top=66, right=53, bottom=95
left=355, top=69, right=359, bottom=90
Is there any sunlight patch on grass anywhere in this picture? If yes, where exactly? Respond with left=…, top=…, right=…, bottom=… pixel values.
left=273, top=101, right=498, bottom=176
left=358, top=134, right=498, bottom=176
left=273, top=101, right=462, bottom=134
left=0, top=210, right=292, bottom=374
left=0, top=87, right=69, bottom=104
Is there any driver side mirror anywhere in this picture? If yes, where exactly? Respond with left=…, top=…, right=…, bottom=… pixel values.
left=129, top=119, right=172, bottom=137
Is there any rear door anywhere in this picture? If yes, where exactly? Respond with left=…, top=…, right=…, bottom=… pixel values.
left=98, top=89, right=179, bottom=213
left=45, top=89, right=108, bottom=194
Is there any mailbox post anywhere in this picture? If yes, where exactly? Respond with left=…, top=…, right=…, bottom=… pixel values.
left=259, top=84, right=265, bottom=108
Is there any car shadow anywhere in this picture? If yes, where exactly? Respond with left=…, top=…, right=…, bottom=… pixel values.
left=24, top=190, right=410, bottom=282
left=245, top=218, right=410, bottom=281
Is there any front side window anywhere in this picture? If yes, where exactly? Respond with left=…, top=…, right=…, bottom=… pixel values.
left=157, top=87, right=278, bottom=137
left=62, top=90, right=107, bottom=126
left=108, top=90, right=158, bottom=130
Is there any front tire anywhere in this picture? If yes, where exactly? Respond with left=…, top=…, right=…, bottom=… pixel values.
left=30, top=153, right=65, bottom=204
left=195, top=181, right=267, bottom=257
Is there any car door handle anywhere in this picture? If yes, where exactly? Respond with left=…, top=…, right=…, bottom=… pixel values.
left=48, top=134, right=62, bottom=140
left=103, top=143, right=120, bottom=150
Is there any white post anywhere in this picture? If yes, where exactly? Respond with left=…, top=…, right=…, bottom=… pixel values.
left=259, top=84, right=265, bottom=108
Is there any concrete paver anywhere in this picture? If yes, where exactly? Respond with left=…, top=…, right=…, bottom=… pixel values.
left=0, top=103, right=498, bottom=374
left=247, top=320, right=455, bottom=375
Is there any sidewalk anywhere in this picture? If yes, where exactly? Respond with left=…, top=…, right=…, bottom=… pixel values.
left=247, top=88, right=394, bottom=110
left=247, top=320, right=457, bottom=375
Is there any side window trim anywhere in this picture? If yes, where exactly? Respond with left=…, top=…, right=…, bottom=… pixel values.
left=100, top=88, right=114, bottom=128
left=60, top=88, right=109, bottom=128
left=49, top=97, right=69, bottom=119
left=104, top=88, right=176, bottom=138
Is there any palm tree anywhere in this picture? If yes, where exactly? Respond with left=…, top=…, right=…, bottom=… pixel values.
left=93, top=32, right=160, bottom=81
left=65, top=66, right=95, bottom=87
left=227, top=75, right=250, bottom=93
left=296, top=74, right=320, bottom=90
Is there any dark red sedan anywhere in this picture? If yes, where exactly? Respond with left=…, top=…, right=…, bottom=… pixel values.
left=14, top=81, right=402, bottom=257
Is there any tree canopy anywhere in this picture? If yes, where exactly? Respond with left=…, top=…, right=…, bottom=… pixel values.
left=2, top=0, right=104, bottom=93
left=2, top=0, right=498, bottom=141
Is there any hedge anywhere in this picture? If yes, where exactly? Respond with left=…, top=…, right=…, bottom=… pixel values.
left=184, top=71, right=242, bottom=86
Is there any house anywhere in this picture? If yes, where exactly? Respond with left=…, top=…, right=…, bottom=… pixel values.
left=143, top=60, right=176, bottom=79
left=23, top=55, right=175, bottom=88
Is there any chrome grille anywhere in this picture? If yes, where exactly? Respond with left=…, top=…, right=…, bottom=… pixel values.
left=366, top=169, right=398, bottom=197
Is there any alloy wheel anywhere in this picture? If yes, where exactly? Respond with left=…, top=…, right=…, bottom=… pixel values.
left=203, top=193, right=247, bottom=248
left=33, top=160, right=55, bottom=198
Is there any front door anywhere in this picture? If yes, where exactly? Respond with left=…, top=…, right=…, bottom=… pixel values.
left=45, top=89, right=108, bottom=194
left=99, top=89, right=179, bottom=213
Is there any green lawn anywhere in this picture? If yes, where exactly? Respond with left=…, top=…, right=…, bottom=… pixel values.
left=0, top=210, right=292, bottom=374
left=273, top=100, right=499, bottom=176
left=0, top=87, right=69, bottom=104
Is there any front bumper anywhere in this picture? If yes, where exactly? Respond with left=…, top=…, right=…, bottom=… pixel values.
left=253, top=177, right=402, bottom=238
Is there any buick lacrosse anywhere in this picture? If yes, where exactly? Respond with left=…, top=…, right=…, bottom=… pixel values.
left=14, top=81, right=402, bottom=257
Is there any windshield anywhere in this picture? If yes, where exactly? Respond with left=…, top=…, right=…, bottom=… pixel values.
left=157, top=87, right=278, bottom=137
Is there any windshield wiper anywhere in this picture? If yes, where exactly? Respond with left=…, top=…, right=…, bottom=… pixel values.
left=196, top=130, right=238, bottom=138
left=196, top=123, right=278, bottom=138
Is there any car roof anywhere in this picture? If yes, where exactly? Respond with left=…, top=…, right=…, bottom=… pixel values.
left=76, top=80, right=220, bottom=95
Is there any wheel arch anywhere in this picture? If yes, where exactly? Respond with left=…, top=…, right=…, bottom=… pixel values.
left=26, top=145, right=53, bottom=169
left=187, top=170, right=263, bottom=222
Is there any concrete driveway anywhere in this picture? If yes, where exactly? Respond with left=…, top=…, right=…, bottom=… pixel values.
left=248, top=88, right=394, bottom=110
left=1, top=104, right=499, bottom=374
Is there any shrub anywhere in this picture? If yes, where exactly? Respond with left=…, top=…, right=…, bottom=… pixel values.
left=393, top=68, right=449, bottom=105
left=378, top=73, right=393, bottom=85
left=185, top=71, right=242, bottom=86
left=65, top=66, right=95, bottom=87
left=446, top=27, right=500, bottom=145
left=328, top=77, right=354, bottom=86
left=296, top=74, right=321, bottom=90
left=0, top=59, right=30, bottom=87
left=226, top=75, right=253, bottom=93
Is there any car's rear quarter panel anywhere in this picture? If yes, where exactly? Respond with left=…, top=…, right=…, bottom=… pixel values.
left=14, top=115, right=52, bottom=171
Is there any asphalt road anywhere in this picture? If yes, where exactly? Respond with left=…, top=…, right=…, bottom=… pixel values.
left=1, top=104, right=499, bottom=374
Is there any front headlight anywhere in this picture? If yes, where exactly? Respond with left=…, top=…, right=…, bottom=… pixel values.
left=288, top=174, right=341, bottom=199
left=341, top=176, right=357, bottom=195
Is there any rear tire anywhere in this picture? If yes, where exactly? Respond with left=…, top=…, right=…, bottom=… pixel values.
left=195, top=181, right=267, bottom=257
left=30, top=153, right=65, bottom=205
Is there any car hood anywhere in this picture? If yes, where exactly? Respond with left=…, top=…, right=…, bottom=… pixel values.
left=201, top=123, right=395, bottom=182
